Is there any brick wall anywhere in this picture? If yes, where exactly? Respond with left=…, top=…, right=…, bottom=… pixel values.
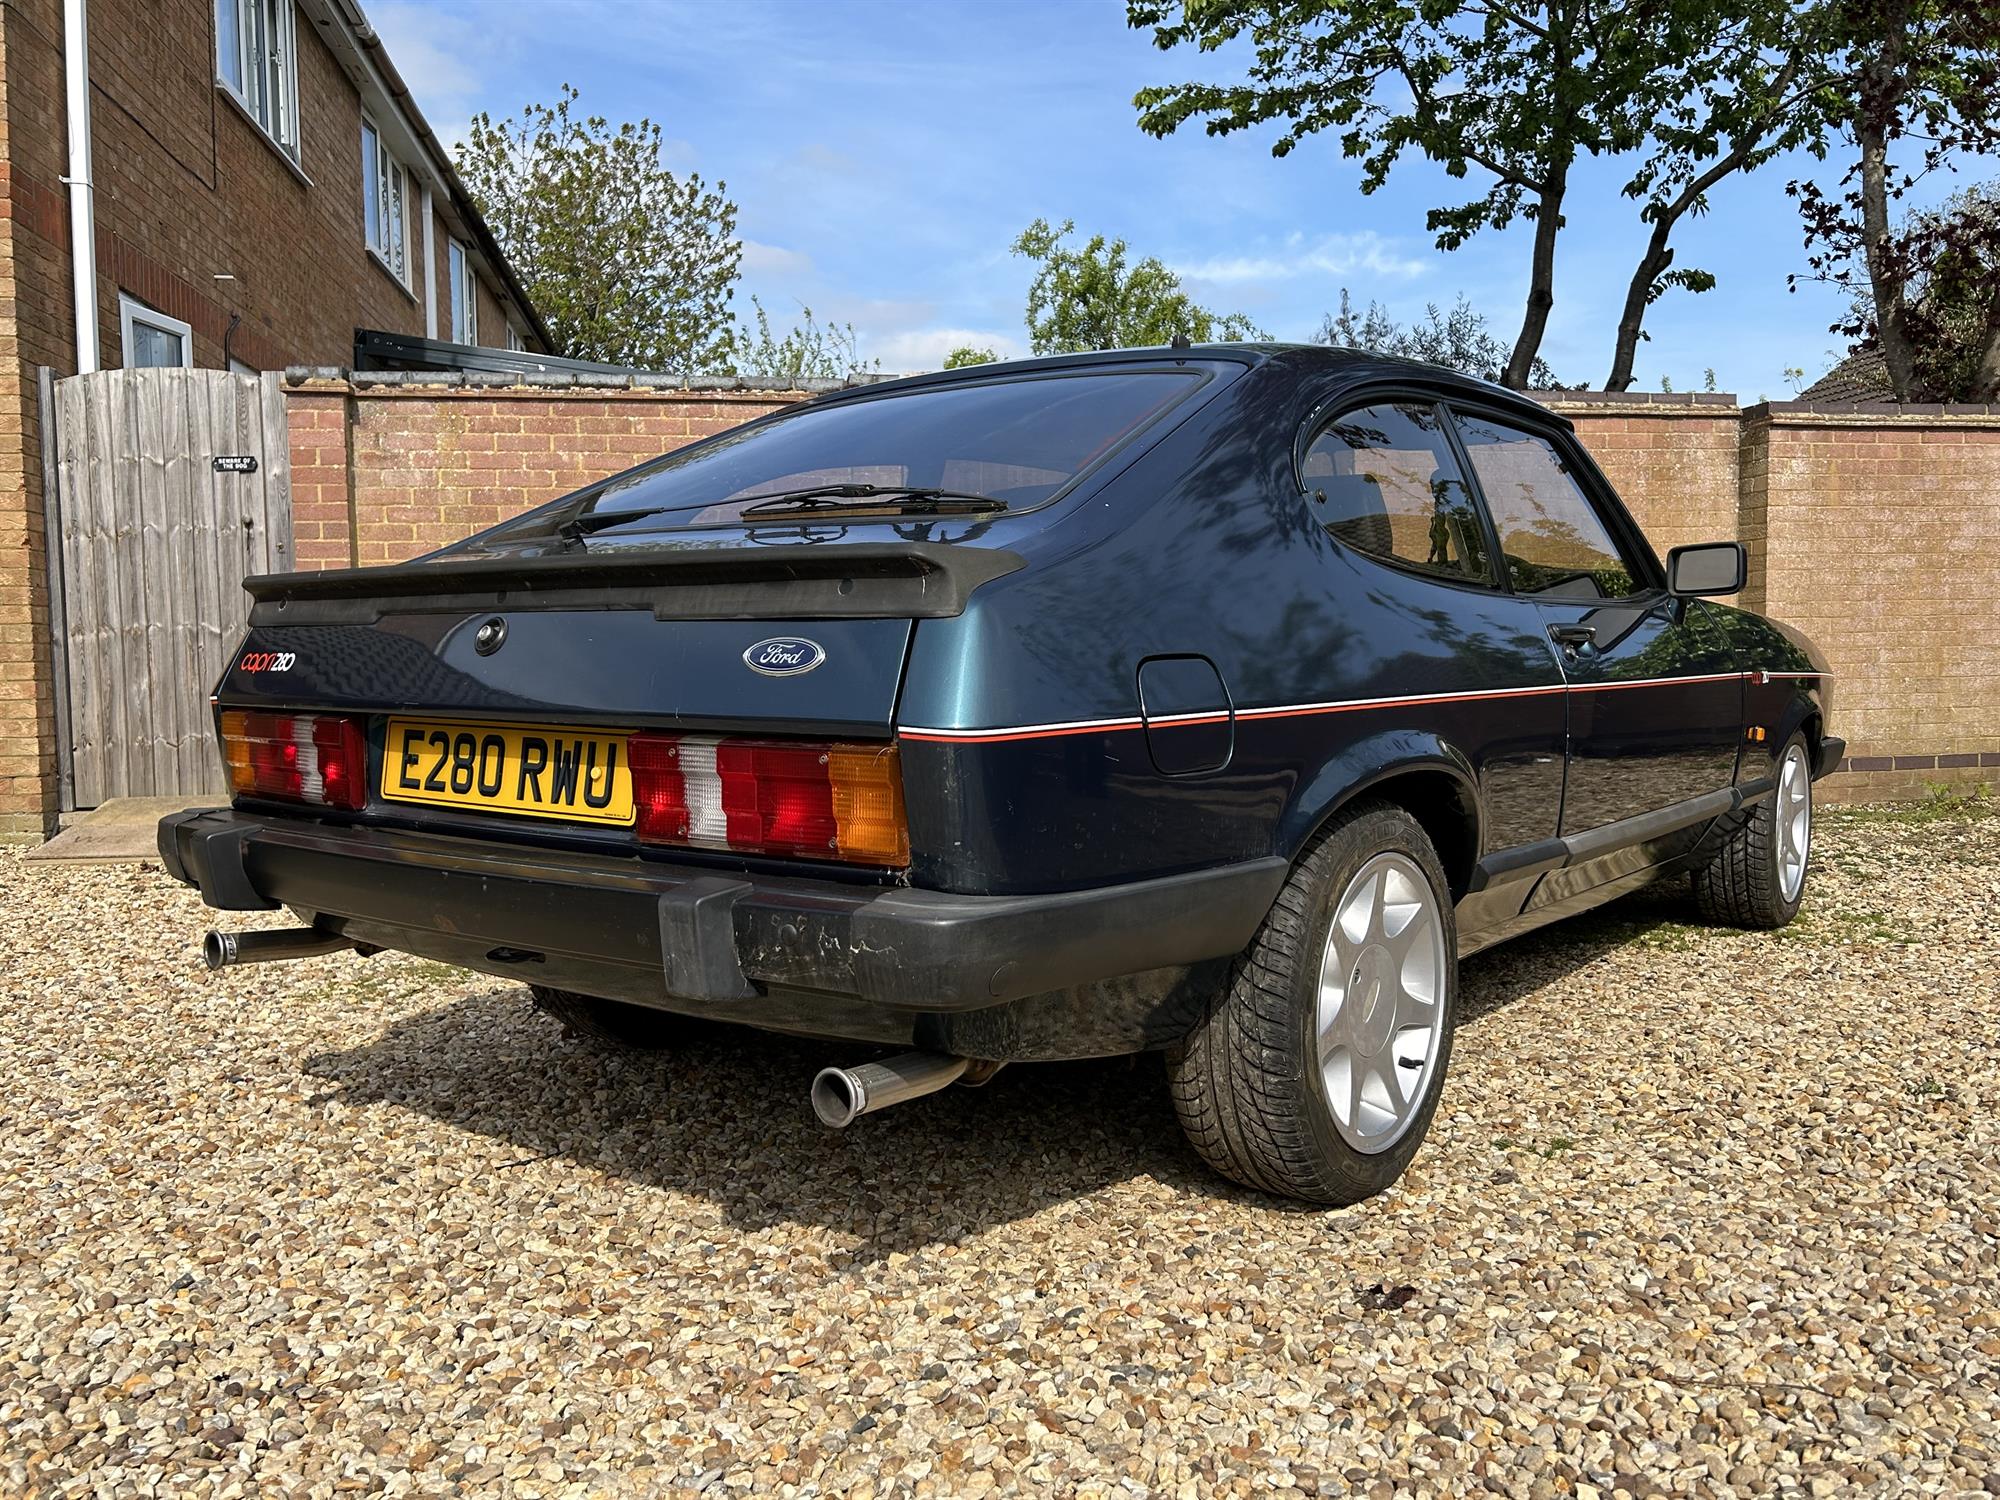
left=1754, top=409, right=2000, bottom=802
left=1553, top=395, right=1745, bottom=565
left=0, top=6, right=55, bottom=841
left=286, top=381, right=807, bottom=569
left=1, top=0, right=436, bottom=377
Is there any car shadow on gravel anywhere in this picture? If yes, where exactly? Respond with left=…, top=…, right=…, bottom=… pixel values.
left=301, top=884, right=1705, bottom=1252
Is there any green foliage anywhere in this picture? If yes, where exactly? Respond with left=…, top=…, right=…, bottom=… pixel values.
left=1317, top=288, right=1564, bottom=387
left=1012, top=218, right=1264, bottom=354
left=1604, top=1, right=1827, bottom=387
left=734, top=297, right=876, bottom=383
left=1844, top=183, right=2000, bottom=401
left=456, top=85, right=741, bottom=371
left=1127, top=0, right=1833, bottom=392
left=942, top=346, right=999, bottom=369
left=1128, top=0, right=1680, bottom=386
left=1790, top=0, right=2000, bottom=401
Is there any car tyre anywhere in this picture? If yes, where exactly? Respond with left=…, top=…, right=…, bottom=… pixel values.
left=1693, top=732, right=1812, bottom=930
left=529, top=985, right=679, bottom=1050
left=1168, top=801, right=1458, bottom=1205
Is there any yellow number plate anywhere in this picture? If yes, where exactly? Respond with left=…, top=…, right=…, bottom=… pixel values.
left=381, top=718, right=634, bottom=825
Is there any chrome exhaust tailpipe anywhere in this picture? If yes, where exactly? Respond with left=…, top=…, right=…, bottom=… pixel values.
left=203, top=927, right=357, bottom=971
left=811, top=1051, right=972, bottom=1128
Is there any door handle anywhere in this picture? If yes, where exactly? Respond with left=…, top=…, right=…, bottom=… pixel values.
left=1548, top=623, right=1597, bottom=654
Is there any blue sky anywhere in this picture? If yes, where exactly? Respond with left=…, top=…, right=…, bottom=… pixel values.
left=373, top=0, right=1937, bottom=397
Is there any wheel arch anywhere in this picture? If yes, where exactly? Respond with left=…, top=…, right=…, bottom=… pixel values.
left=1279, top=734, right=1482, bottom=900
left=1769, top=695, right=1828, bottom=777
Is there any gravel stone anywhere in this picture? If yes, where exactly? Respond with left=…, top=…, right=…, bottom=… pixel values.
left=1, top=805, right=1995, bottom=1496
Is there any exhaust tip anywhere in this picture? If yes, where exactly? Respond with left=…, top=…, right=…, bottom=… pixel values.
left=811, top=1067, right=863, bottom=1129
left=202, top=931, right=233, bottom=971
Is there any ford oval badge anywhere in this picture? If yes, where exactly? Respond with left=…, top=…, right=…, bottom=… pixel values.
left=744, top=637, right=826, bottom=677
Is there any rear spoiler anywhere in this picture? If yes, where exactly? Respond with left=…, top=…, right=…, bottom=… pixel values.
left=243, top=542, right=1027, bottom=625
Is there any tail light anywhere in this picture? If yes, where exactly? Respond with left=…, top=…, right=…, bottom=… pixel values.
left=629, top=734, right=909, bottom=867
left=219, top=710, right=367, bottom=811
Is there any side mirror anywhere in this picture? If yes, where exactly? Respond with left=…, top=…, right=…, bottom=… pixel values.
left=1667, top=541, right=1745, bottom=597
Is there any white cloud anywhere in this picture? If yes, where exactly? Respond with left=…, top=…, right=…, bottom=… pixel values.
left=368, top=2, right=490, bottom=147
left=1176, top=232, right=1430, bottom=286
left=872, top=327, right=1025, bottom=373
left=740, top=241, right=815, bottom=278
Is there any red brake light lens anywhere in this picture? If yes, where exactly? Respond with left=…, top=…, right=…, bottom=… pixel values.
left=629, top=734, right=908, bottom=867
left=219, top=710, right=367, bottom=811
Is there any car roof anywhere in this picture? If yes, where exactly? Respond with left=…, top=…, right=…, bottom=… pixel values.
left=808, top=343, right=1570, bottom=430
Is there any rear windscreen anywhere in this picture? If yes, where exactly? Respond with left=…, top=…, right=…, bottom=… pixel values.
left=497, top=369, right=1204, bottom=537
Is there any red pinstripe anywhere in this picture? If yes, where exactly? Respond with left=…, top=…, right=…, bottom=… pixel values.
left=897, top=671, right=1828, bottom=746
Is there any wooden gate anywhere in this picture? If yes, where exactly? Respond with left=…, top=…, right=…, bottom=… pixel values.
left=42, top=368, right=294, bottom=806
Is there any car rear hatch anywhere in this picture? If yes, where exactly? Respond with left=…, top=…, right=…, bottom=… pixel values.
left=214, top=541, right=1021, bottom=860
left=224, top=540, right=1020, bottom=736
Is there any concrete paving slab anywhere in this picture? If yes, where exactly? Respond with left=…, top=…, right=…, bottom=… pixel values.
left=25, top=797, right=219, bottom=862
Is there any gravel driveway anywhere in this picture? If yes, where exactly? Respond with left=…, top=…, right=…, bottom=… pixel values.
left=3, top=805, right=1996, bottom=1498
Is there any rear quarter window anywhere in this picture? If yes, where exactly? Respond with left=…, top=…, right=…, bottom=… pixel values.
left=1303, top=402, right=1493, bottom=586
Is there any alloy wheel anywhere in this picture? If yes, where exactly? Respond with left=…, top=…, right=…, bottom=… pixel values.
left=1313, top=852, right=1448, bottom=1154
left=1777, top=742, right=1811, bottom=903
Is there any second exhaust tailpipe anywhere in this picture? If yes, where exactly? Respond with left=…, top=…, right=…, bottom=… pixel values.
left=812, top=1051, right=972, bottom=1128
left=204, top=927, right=358, bottom=971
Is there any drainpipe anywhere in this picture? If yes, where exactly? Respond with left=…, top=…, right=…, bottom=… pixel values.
left=420, top=185, right=437, bottom=339
left=61, top=0, right=101, bottom=373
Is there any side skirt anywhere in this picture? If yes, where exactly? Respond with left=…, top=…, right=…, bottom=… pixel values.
left=1455, top=777, right=1775, bottom=956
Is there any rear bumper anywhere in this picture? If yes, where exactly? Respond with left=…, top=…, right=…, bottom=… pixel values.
left=159, top=809, right=1284, bottom=1057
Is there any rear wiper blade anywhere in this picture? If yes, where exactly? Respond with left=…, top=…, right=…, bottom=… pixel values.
left=739, top=484, right=1008, bottom=518
left=557, top=500, right=704, bottom=541
left=555, top=483, right=1005, bottom=542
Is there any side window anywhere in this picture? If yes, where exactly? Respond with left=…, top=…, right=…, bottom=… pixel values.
left=1302, top=403, right=1493, bottom=585
left=1453, top=414, right=1643, bottom=599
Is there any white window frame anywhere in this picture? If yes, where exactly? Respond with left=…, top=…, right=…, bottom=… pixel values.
left=505, top=322, right=526, bottom=353
left=119, top=294, right=194, bottom=370
left=215, top=0, right=302, bottom=162
left=448, top=239, right=478, bottom=344
left=361, top=117, right=409, bottom=285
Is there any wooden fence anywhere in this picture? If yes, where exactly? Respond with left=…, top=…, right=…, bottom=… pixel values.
left=42, top=368, right=293, bottom=805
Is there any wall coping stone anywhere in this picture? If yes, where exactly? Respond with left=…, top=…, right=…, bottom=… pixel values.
left=1538, top=390, right=1739, bottom=409
left=1743, top=399, right=2000, bottom=426
left=282, top=366, right=903, bottom=395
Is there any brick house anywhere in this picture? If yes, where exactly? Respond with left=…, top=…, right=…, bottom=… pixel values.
left=0, top=0, right=552, bottom=840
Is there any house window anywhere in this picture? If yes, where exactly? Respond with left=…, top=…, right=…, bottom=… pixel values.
left=361, top=119, right=408, bottom=281
left=448, top=239, right=478, bottom=343
left=215, top=0, right=300, bottom=159
left=505, top=323, right=526, bottom=352
left=120, top=294, right=193, bottom=369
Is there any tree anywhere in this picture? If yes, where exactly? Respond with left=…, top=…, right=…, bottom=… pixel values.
left=457, top=84, right=741, bottom=370
left=1318, top=287, right=1564, bottom=386
left=1127, top=1, right=1819, bottom=392
left=942, top=346, right=999, bottom=368
left=1815, top=184, right=2000, bottom=400
left=1012, top=218, right=1264, bottom=354
left=735, top=297, right=875, bottom=382
left=1789, top=1, right=2000, bottom=400
left=1907, top=186, right=2000, bottom=400
left=1605, top=3, right=1830, bottom=389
